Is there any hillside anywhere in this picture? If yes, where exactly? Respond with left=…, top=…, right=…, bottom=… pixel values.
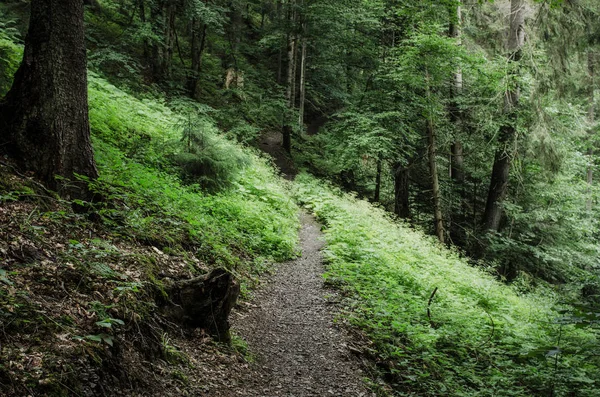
left=1, top=0, right=600, bottom=396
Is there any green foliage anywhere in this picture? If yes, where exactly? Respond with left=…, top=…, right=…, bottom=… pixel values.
left=294, top=173, right=599, bottom=396
left=0, top=20, right=22, bottom=96
left=87, top=74, right=298, bottom=269
left=174, top=113, right=250, bottom=191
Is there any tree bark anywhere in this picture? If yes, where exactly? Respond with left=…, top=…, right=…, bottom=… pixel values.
left=374, top=157, right=382, bottom=203
left=449, top=2, right=464, bottom=184
left=449, top=2, right=466, bottom=245
left=427, top=117, right=445, bottom=244
left=298, top=32, right=307, bottom=127
left=425, top=69, right=445, bottom=244
left=276, top=0, right=284, bottom=84
left=394, top=164, right=410, bottom=219
left=482, top=0, right=525, bottom=232
left=162, top=269, right=240, bottom=343
left=0, top=0, right=98, bottom=199
left=227, top=1, right=243, bottom=69
left=187, top=19, right=207, bottom=98
left=164, top=2, right=177, bottom=79
left=150, top=1, right=166, bottom=81
left=282, top=0, right=296, bottom=154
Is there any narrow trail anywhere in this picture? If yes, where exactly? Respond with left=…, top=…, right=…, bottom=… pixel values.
left=208, top=132, right=372, bottom=396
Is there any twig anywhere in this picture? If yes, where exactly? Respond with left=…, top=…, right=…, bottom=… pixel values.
left=427, top=287, right=438, bottom=327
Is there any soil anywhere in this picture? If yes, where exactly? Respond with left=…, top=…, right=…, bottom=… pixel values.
left=258, top=131, right=297, bottom=179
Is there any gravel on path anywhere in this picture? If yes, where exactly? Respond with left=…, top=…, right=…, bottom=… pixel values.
left=209, top=212, right=373, bottom=397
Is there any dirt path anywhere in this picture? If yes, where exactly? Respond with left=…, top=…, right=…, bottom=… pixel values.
left=209, top=212, right=371, bottom=396
left=206, top=133, right=372, bottom=396
left=258, top=130, right=297, bottom=179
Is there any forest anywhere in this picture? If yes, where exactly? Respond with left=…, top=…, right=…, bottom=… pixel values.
left=0, top=0, right=599, bottom=395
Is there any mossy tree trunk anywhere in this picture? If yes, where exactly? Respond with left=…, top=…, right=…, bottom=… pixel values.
left=0, top=0, right=98, bottom=200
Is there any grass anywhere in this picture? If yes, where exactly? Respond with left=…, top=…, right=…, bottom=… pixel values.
left=293, top=173, right=599, bottom=397
left=88, top=75, right=299, bottom=279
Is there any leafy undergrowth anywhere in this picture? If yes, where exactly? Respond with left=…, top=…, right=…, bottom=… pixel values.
left=0, top=75, right=298, bottom=396
left=293, top=173, right=600, bottom=397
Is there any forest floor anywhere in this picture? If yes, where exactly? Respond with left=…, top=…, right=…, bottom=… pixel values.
left=202, top=132, right=373, bottom=396
left=0, top=133, right=376, bottom=397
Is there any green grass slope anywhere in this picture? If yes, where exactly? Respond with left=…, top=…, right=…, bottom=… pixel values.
left=294, top=173, right=599, bottom=397
left=88, top=74, right=299, bottom=275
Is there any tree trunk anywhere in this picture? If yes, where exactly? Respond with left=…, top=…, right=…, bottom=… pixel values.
left=482, top=0, right=525, bottom=231
left=587, top=50, right=595, bottom=211
left=285, top=0, right=296, bottom=108
left=448, top=1, right=466, bottom=244
left=282, top=0, right=296, bottom=154
left=290, top=36, right=298, bottom=107
left=425, top=68, right=445, bottom=244
left=228, top=1, right=243, bottom=68
left=150, top=1, right=165, bottom=81
left=162, top=269, right=240, bottom=343
left=449, top=2, right=464, bottom=184
left=394, top=164, right=410, bottom=219
left=374, top=158, right=382, bottom=203
left=276, top=1, right=284, bottom=84
left=427, top=117, right=445, bottom=244
left=164, top=2, right=176, bottom=79
left=187, top=19, right=207, bottom=98
left=0, top=0, right=98, bottom=199
left=298, top=33, right=307, bottom=127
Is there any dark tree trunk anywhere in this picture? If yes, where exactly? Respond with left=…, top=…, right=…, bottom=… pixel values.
left=282, top=124, right=292, bottom=154
left=150, top=1, right=165, bottom=80
left=394, top=164, right=410, bottom=219
left=0, top=0, right=98, bottom=199
left=276, top=0, right=284, bottom=84
left=227, top=1, right=243, bottom=68
left=164, top=2, right=177, bottom=79
left=450, top=140, right=466, bottom=244
left=138, top=0, right=151, bottom=68
left=298, top=33, right=307, bottom=127
left=427, top=117, right=445, bottom=244
left=187, top=19, right=207, bottom=98
left=482, top=0, right=524, bottom=231
left=374, top=158, right=382, bottom=202
left=483, top=135, right=511, bottom=231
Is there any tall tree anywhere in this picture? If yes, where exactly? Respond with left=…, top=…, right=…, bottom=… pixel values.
left=448, top=0, right=466, bottom=244
left=282, top=0, right=297, bottom=153
left=0, top=0, right=98, bottom=199
left=482, top=0, right=525, bottom=231
left=586, top=50, right=595, bottom=210
left=425, top=68, right=445, bottom=243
